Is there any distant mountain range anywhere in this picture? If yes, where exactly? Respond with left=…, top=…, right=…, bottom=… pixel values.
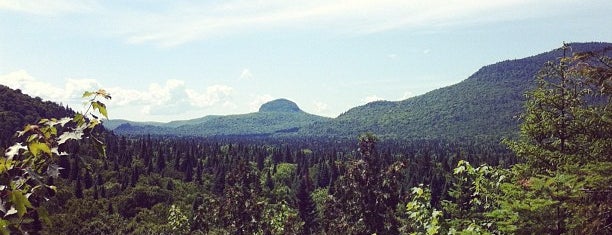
left=107, top=42, right=611, bottom=141
left=2, top=42, right=609, bottom=142
left=297, top=42, right=611, bottom=141
left=110, top=98, right=331, bottom=137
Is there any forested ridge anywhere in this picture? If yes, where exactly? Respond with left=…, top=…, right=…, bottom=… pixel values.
left=109, top=99, right=331, bottom=137
left=108, top=42, right=611, bottom=143
left=0, top=43, right=610, bottom=234
left=0, top=86, right=74, bottom=149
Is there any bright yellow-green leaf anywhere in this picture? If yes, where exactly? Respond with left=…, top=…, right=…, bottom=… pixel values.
left=9, top=190, right=32, bottom=217
left=29, top=141, right=51, bottom=157
left=93, top=101, right=108, bottom=119
left=0, top=158, right=13, bottom=173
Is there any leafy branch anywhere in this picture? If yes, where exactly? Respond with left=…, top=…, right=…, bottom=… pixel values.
left=0, top=89, right=111, bottom=234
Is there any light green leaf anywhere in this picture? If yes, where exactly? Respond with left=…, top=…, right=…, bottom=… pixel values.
left=9, top=190, right=32, bottom=218
left=29, top=141, right=51, bottom=157
left=94, top=101, right=108, bottom=119
left=82, top=91, right=94, bottom=98
left=0, top=158, right=13, bottom=174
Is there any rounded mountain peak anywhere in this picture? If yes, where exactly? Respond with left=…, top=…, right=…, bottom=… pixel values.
left=258, top=99, right=302, bottom=113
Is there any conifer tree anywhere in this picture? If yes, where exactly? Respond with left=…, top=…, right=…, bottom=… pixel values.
left=296, top=172, right=317, bottom=234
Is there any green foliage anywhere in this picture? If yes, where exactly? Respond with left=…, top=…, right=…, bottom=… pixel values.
left=323, top=134, right=405, bottom=234
left=401, top=44, right=612, bottom=235
left=404, top=185, right=442, bottom=235
left=0, top=44, right=609, bottom=234
left=263, top=201, right=303, bottom=235
left=503, top=44, right=612, bottom=234
left=167, top=204, right=190, bottom=234
left=0, top=89, right=110, bottom=233
left=301, top=42, right=611, bottom=142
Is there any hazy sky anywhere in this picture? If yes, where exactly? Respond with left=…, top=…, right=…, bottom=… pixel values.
left=1, top=0, right=610, bottom=122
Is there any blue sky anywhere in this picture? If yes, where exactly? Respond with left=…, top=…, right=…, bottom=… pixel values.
left=1, top=0, right=610, bottom=122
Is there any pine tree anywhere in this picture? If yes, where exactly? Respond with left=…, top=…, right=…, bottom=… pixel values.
left=324, top=133, right=404, bottom=234
left=296, top=172, right=317, bottom=234
left=84, top=171, right=93, bottom=189
left=157, top=152, right=166, bottom=172
left=75, top=174, right=83, bottom=199
left=130, top=167, right=139, bottom=187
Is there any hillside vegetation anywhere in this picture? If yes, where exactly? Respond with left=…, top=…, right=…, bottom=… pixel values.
left=299, top=42, right=611, bottom=141
left=112, top=99, right=331, bottom=137
left=106, top=42, right=611, bottom=142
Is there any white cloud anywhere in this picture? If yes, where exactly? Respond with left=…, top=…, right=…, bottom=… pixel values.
left=0, top=70, right=99, bottom=105
left=0, top=0, right=589, bottom=46
left=249, top=94, right=274, bottom=111
left=0, top=0, right=96, bottom=15
left=401, top=91, right=415, bottom=100
left=313, top=101, right=328, bottom=113
left=363, top=95, right=384, bottom=103
left=240, top=68, right=253, bottom=80
left=0, top=70, right=234, bottom=118
left=1, top=0, right=584, bottom=46
left=185, top=85, right=234, bottom=108
left=102, top=0, right=574, bottom=46
left=387, top=54, right=398, bottom=59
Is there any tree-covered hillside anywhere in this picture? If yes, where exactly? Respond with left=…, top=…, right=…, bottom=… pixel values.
left=0, top=85, right=74, bottom=149
left=299, top=42, right=612, bottom=141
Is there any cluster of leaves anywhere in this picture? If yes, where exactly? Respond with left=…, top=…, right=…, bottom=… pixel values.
left=0, top=89, right=110, bottom=234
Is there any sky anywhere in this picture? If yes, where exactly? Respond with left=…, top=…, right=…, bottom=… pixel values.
left=1, top=0, right=611, bottom=122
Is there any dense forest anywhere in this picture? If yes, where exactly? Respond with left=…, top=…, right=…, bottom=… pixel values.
left=0, top=44, right=610, bottom=234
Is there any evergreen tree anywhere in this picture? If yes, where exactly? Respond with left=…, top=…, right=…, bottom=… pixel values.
left=196, top=159, right=203, bottom=184
left=75, top=174, right=83, bottom=199
left=503, top=45, right=612, bottom=234
left=130, top=167, right=139, bottom=187
left=324, top=133, right=404, bottom=234
left=296, top=172, right=317, bottom=234
left=83, top=170, right=93, bottom=189
left=157, top=152, right=166, bottom=172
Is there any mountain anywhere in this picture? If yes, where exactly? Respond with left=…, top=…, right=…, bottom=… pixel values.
left=102, top=119, right=166, bottom=130
left=103, top=116, right=220, bottom=130
left=112, top=99, right=332, bottom=137
left=102, top=42, right=611, bottom=141
left=297, top=42, right=612, bottom=141
left=0, top=85, right=74, bottom=148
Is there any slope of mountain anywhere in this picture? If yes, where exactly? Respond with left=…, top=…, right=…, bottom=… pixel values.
left=102, top=119, right=166, bottom=130
left=103, top=115, right=221, bottom=130
left=0, top=85, right=74, bottom=148
left=297, top=42, right=612, bottom=141
left=113, top=99, right=332, bottom=137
